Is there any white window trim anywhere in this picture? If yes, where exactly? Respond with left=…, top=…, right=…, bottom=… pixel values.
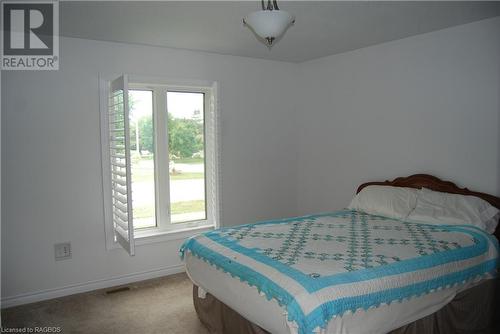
left=99, top=74, right=221, bottom=250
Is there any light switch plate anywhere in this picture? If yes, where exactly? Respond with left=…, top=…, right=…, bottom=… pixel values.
left=54, top=242, right=71, bottom=261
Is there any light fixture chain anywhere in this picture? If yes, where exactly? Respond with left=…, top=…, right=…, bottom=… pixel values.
left=267, top=0, right=273, bottom=11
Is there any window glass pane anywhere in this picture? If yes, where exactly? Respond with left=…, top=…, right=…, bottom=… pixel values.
left=129, top=90, right=156, bottom=229
left=167, top=91, right=206, bottom=223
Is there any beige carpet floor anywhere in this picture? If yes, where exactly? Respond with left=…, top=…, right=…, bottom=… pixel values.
left=1, top=273, right=210, bottom=334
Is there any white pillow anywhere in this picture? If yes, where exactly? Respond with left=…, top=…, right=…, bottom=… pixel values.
left=348, top=185, right=419, bottom=219
left=407, top=188, right=500, bottom=233
left=485, top=212, right=500, bottom=234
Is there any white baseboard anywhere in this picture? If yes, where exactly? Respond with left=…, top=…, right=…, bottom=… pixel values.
left=1, top=264, right=185, bottom=308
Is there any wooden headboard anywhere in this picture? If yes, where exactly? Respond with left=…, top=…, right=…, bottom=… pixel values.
left=357, top=174, right=500, bottom=239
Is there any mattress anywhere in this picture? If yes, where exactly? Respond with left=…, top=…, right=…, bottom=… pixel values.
left=186, top=252, right=491, bottom=334
left=181, top=210, right=499, bottom=334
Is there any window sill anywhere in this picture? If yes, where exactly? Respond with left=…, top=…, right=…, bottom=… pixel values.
left=107, top=224, right=214, bottom=250
left=135, top=225, right=214, bottom=246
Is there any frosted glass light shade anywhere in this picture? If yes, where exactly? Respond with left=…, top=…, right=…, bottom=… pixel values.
left=244, top=10, right=294, bottom=46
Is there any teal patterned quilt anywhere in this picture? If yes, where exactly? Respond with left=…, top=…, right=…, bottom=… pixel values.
left=180, top=210, right=499, bottom=334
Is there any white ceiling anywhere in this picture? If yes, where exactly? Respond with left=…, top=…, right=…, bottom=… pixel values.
left=60, top=1, right=500, bottom=63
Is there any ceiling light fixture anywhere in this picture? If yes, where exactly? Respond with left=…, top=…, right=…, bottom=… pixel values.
left=243, top=0, right=295, bottom=47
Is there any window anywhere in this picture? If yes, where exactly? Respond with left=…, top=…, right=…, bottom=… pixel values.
left=100, top=75, right=219, bottom=254
left=129, top=90, right=156, bottom=229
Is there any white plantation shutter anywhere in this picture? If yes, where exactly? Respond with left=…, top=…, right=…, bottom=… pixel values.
left=206, top=83, right=220, bottom=226
left=107, top=75, right=135, bottom=255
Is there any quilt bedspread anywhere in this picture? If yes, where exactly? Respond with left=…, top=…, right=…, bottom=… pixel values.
left=180, top=210, right=499, bottom=334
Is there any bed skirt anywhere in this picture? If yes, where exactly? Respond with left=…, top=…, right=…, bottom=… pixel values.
left=193, top=279, right=497, bottom=334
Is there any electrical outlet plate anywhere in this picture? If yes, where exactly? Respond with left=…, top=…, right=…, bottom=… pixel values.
left=54, top=242, right=72, bottom=261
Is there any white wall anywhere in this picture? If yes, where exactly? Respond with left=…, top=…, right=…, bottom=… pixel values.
left=296, top=17, right=500, bottom=215
left=1, top=37, right=299, bottom=304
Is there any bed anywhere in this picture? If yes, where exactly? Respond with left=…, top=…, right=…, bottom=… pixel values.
left=180, top=174, right=500, bottom=334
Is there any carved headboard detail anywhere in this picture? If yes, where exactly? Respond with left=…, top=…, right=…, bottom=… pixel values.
left=357, top=174, right=500, bottom=239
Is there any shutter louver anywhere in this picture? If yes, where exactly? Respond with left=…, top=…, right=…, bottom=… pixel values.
left=107, top=75, right=135, bottom=255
